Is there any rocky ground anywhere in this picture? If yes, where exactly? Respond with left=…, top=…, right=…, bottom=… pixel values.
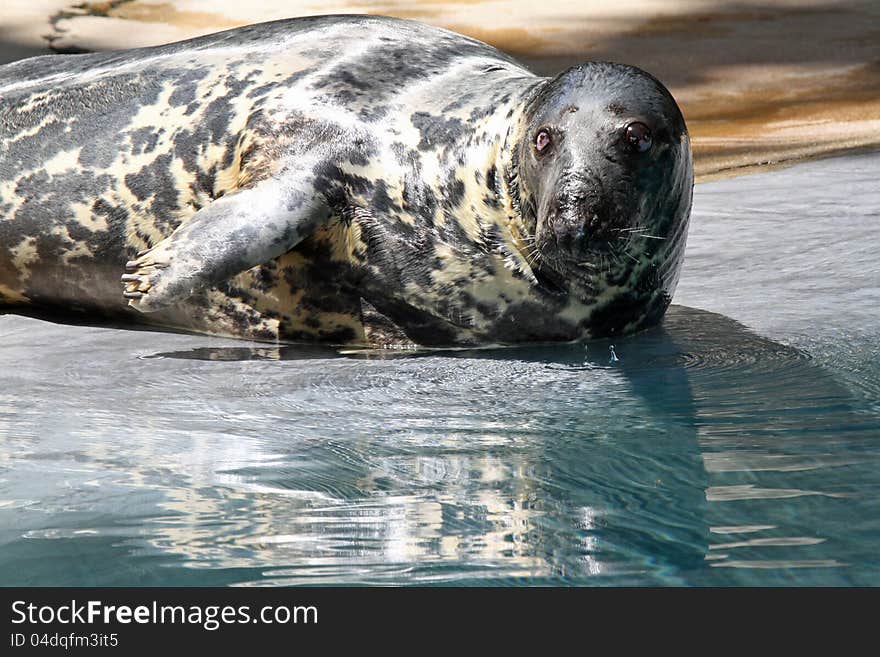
left=2, top=0, right=879, bottom=180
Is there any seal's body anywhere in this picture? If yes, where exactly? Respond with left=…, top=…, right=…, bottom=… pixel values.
left=0, top=15, right=693, bottom=346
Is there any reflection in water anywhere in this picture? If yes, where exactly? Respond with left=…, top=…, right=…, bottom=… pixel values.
left=1, top=303, right=876, bottom=585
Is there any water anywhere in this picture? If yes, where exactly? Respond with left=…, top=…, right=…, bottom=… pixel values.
left=1, top=152, right=878, bottom=586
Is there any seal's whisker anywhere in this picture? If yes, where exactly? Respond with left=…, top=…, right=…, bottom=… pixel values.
left=606, top=243, right=623, bottom=267
left=523, top=242, right=546, bottom=270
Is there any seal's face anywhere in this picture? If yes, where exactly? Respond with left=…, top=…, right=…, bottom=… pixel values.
left=516, top=63, right=693, bottom=335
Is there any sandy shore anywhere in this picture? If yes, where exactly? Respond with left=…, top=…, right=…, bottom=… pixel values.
left=2, top=0, right=879, bottom=180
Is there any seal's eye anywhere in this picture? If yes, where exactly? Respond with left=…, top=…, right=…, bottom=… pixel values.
left=535, top=129, right=552, bottom=154
left=625, top=122, right=653, bottom=153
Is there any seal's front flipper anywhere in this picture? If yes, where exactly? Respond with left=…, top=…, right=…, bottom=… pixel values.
left=122, top=180, right=328, bottom=312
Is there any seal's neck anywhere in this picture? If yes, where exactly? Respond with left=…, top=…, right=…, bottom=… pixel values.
left=424, top=77, right=547, bottom=287
left=486, top=80, right=547, bottom=283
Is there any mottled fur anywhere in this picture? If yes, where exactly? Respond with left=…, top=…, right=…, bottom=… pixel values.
left=0, top=15, right=693, bottom=346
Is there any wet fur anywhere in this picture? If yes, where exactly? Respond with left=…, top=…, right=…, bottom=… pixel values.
left=0, top=15, right=692, bottom=346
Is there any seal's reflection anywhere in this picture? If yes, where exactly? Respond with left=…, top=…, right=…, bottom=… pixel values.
left=134, top=305, right=860, bottom=582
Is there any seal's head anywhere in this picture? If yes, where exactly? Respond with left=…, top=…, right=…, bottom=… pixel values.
left=513, top=62, right=693, bottom=337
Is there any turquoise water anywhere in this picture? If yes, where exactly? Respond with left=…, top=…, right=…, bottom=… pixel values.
left=1, top=152, right=878, bottom=586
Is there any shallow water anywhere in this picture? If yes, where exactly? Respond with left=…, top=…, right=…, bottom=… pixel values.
left=1, top=152, right=878, bottom=586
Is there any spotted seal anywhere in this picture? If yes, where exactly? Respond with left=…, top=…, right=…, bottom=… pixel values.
left=0, top=15, right=693, bottom=347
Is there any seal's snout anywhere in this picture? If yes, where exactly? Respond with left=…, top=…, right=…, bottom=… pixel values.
left=544, top=182, right=634, bottom=257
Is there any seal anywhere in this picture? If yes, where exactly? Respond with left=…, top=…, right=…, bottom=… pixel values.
left=0, top=15, right=693, bottom=347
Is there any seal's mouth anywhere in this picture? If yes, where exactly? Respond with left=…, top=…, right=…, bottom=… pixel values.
left=530, top=228, right=658, bottom=299
left=531, top=262, right=567, bottom=295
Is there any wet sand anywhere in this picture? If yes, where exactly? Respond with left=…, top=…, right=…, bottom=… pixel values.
left=2, top=0, right=879, bottom=180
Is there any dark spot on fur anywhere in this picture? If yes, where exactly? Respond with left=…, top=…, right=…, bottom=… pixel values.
left=440, top=174, right=465, bottom=207
left=410, top=112, right=466, bottom=151
left=123, top=153, right=180, bottom=228
left=127, top=127, right=161, bottom=155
